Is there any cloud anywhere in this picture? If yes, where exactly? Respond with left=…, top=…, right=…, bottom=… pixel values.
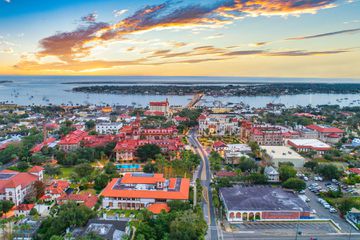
left=205, top=33, right=224, bottom=39
left=81, top=13, right=98, bottom=23
left=17, top=0, right=340, bottom=72
left=287, top=27, right=360, bottom=40
left=265, top=50, right=349, bottom=56
left=4, top=0, right=10, bottom=3
left=113, top=9, right=128, bottom=17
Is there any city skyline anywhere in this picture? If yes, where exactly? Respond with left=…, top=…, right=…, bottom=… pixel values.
left=0, top=0, right=359, bottom=78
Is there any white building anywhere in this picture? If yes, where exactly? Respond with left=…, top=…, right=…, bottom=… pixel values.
left=0, top=166, right=44, bottom=206
left=260, top=146, right=305, bottom=169
left=96, top=122, right=123, bottom=134
left=198, top=114, right=239, bottom=136
left=287, top=138, right=332, bottom=155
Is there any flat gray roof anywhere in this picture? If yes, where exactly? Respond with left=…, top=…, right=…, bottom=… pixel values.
left=220, top=185, right=310, bottom=212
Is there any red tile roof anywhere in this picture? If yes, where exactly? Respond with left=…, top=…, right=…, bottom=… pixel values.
left=0, top=170, right=39, bottom=193
left=306, top=124, right=344, bottom=134
left=144, top=110, right=165, bottom=116
left=101, top=178, right=190, bottom=200
left=121, top=173, right=166, bottom=184
left=213, top=141, right=226, bottom=148
left=15, top=204, right=34, bottom=211
left=349, top=168, right=360, bottom=175
left=147, top=203, right=170, bottom=214
left=59, top=130, right=88, bottom=145
left=149, top=101, right=169, bottom=107
left=28, top=166, right=44, bottom=173
left=58, top=193, right=98, bottom=209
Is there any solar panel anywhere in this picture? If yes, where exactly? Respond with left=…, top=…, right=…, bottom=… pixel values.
left=0, top=173, right=15, bottom=179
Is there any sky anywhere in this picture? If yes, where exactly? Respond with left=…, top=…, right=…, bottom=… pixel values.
left=0, top=0, right=359, bottom=78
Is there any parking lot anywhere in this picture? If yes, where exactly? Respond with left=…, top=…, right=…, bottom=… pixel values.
left=303, top=178, right=359, bottom=233
left=234, top=221, right=338, bottom=235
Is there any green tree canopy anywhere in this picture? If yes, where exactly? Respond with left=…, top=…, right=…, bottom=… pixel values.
left=282, top=178, right=306, bottom=191
left=135, top=144, right=161, bottom=162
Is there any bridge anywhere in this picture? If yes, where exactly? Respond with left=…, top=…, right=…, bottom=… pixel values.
left=186, top=92, right=204, bottom=109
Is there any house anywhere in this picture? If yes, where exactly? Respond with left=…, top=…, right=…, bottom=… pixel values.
left=96, top=122, right=123, bottom=134
left=14, top=203, right=35, bottom=217
left=198, top=114, right=239, bottom=136
left=287, top=139, right=332, bottom=155
left=219, top=185, right=310, bottom=222
left=58, top=130, right=88, bottom=152
left=57, top=193, right=98, bottom=209
left=224, top=144, right=252, bottom=165
left=306, top=124, right=344, bottom=143
left=101, top=173, right=189, bottom=210
left=43, top=180, right=70, bottom=200
left=212, top=141, right=227, bottom=156
left=30, top=137, right=57, bottom=154
left=71, top=218, right=130, bottom=240
left=260, top=146, right=305, bottom=169
left=0, top=166, right=44, bottom=206
left=264, top=166, right=279, bottom=182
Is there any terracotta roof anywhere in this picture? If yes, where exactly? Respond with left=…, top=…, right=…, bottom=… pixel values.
left=306, top=124, right=344, bottom=134
left=58, top=193, right=98, bottom=208
left=198, top=114, right=207, bottom=120
left=101, top=178, right=190, bottom=200
left=213, top=141, right=226, bottom=148
left=28, top=166, right=44, bottom=173
left=147, top=203, right=170, bottom=214
left=144, top=110, right=165, bottom=116
left=0, top=170, right=39, bottom=193
left=121, top=173, right=165, bottom=184
left=15, top=204, right=34, bottom=211
left=149, top=101, right=169, bottom=107
left=349, top=168, right=360, bottom=175
left=59, top=130, right=88, bottom=145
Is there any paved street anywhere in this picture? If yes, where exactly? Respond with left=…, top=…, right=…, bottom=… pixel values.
left=188, top=130, right=219, bottom=240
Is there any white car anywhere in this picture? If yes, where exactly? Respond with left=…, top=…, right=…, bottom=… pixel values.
left=329, top=208, right=337, bottom=213
left=299, top=190, right=306, bottom=194
left=324, top=204, right=331, bottom=209
left=304, top=176, right=309, bottom=181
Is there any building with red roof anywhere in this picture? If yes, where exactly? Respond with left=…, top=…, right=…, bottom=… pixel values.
left=82, top=134, right=118, bottom=148
left=287, top=139, right=332, bottom=155
left=249, top=126, right=283, bottom=146
left=101, top=173, right=189, bottom=210
left=58, top=193, right=98, bottom=209
left=148, top=99, right=170, bottom=116
left=306, top=124, right=344, bottom=144
left=147, top=203, right=170, bottom=214
left=14, top=203, right=35, bottom=217
left=0, top=166, right=44, bottom=206
left=44, top=180, right=70, bottom=200
left=31, top=137, right=57, bottom=154
left=58, top=130, right=88, bottom=151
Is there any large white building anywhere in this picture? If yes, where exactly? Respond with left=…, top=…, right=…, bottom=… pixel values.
left=96, top=122, right=123, bottom=134
left=260, top=146, right=305, bottom=169
left=101, top=173, right=189, bottom=212
left=0, top=166, right=44, bottom=206
left=198, top=114, right=239, bottom=136
left=287, top=138, right=332, bottom=155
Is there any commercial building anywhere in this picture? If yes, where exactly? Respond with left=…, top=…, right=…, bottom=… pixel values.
left=249, top=126, right=283, bottom=146
left=306, top=124, right=344, bottom=143
left=260, top=146, right=305, bottom=168
left=198, top=114, right=239, bottom=136
left=219, top=185, right=310, bottom=222
left=96, top=122, right=123, bottom=134
left=0, top=166, right=44, bottom=206
left=101, top=173, right=189, bottom=211
left=287, top=139, right=332, bottom=155
left=224, top=144, right=252, bottom=165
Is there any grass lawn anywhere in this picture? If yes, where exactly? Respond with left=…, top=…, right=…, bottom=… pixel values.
left=58, top=167, right=75, bottom=179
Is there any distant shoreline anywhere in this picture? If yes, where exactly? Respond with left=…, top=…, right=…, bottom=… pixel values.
left=72, top=83, right=360, bottom=97
left=0, top=81, right=12, bottom=84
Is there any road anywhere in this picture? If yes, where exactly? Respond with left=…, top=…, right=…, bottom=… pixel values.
left=188, top=130, right=219, bottom=240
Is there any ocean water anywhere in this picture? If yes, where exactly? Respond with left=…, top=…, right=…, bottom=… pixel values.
left=0, top=75, right=359, bottom=107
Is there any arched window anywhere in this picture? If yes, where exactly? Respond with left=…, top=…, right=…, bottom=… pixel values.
left=255, top=212, right=261, bottom=220
left=249, top=212, right=255, bottom=221
left=236, top=212, right=241, bottom=219
left=242, top=212, right=248, bottom=221
left=229, top=212, right=235, bottom=219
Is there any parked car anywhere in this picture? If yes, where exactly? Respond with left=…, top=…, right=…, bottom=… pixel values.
left=329, top=208, right=337, bottom=213
left=299, top=190, right=306, bottom=194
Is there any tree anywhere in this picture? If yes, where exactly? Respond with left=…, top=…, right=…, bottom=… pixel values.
left=246, top=173, right=267, bottom=184
left=282, top=178, right=306, bottom=191
left=143, top=162, right=158, bottom=173
left=85, top=120, right=96, bottom=130
left=279, top=165, right=297, bottom=182
left=316, top=164, right=342, bottom=180
left=209, top=151, right=222, bottom=171
left=104, top=162, right=117, bottom=175
left=0, top=200, right=14, bottom=217
left=94, top=174, right=110, bottom=191
left=169, top=210, right=207, bottom=240
left=135, top=144, right=161, bottom=162
left=29, top=208, right=39, bottom=216
left=44, top=164, right=61, bottom=176
left=238, top=157, right=258, bottom=172
left=17, top=161, right=29, bottom=172
left=74, top=163, right=94, bottom=178
left=304, top=161, right=318, bottom=171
